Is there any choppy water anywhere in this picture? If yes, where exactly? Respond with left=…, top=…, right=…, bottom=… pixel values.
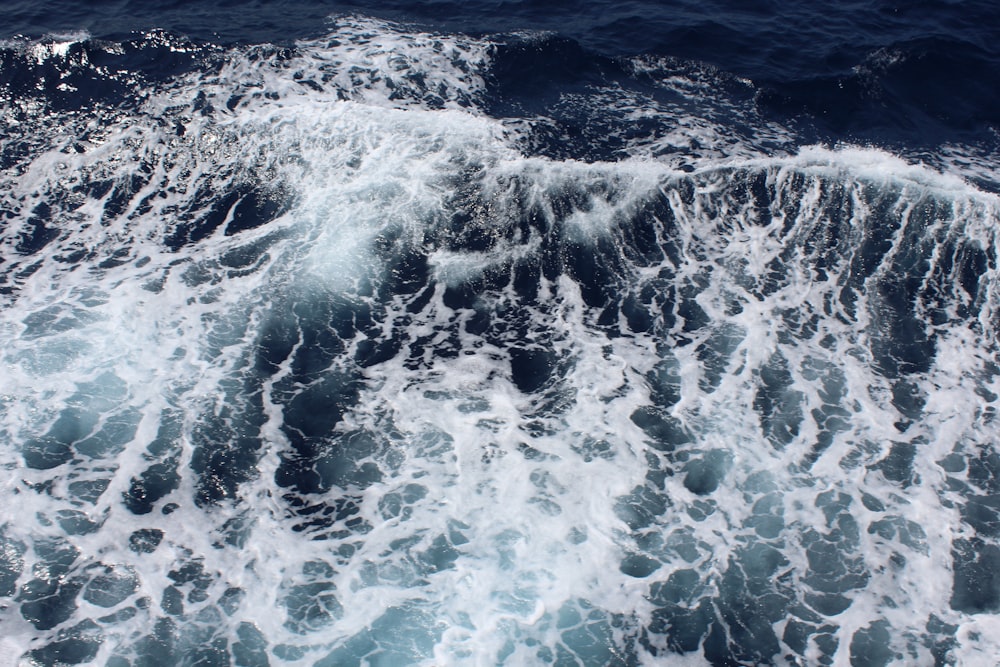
left=2, top=6, right=1000, bottom=666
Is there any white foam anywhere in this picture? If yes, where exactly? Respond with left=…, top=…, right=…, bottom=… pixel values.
left=1, top=16, right=1000, bottom=666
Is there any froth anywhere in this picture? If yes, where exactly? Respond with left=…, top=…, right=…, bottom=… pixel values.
left=1, top=15, right=999, bottom=667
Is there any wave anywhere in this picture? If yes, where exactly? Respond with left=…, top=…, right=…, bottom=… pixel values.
left=1, top=16, right=999, bottom=666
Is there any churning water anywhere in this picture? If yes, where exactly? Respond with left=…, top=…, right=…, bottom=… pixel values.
left=2, top=11, right=1000, bottom=666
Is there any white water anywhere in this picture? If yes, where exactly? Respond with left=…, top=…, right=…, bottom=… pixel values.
left=1, top=17, right=999, bottom=666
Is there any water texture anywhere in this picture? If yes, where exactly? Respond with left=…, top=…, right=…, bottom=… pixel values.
left=1, top=4, right=1000, bottom=666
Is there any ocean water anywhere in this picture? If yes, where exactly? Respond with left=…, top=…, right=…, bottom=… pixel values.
left=1, top=2, right=1000, bottom=666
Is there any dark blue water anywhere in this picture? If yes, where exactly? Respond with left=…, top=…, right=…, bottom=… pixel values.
left=6, top=0, right=1000, bottom=152
left=2, top=1, right=1000, bottom=666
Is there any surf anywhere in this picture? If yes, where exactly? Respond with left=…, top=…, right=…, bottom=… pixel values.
left=1, top=16, right=999, bottom=666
